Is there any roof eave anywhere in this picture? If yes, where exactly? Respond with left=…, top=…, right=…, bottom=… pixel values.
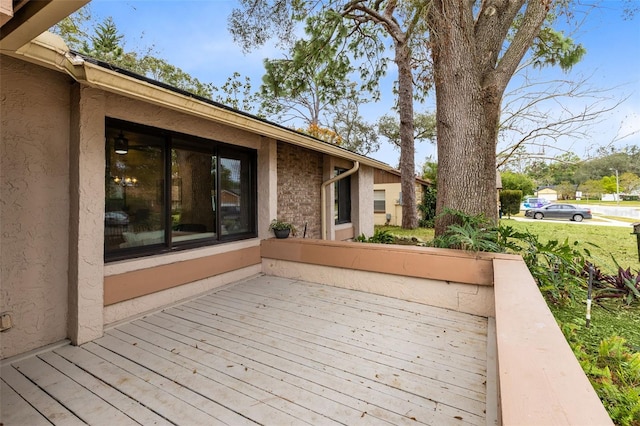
left=9, top=32, right=393, bottom=171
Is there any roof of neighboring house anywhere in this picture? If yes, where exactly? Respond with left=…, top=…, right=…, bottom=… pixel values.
left=537, top=187, right=557, bottom=193
left=373, top=168, right=431, bottom=186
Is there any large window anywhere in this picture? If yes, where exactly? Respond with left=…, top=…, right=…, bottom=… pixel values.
left=334, top=168, right=351, bottom=224
left=104, top=118, right=256, bottom=261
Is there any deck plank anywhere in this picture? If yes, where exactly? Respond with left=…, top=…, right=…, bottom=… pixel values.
left=118, top=319, right=475, bottom=426
left=94, top=331, right=320, bottom=426
left=3, top=276, right=489, bottom=426
left=195, top=292, right=487, bottom=371
left=210, top=286, right=488, bottom=354
left=13, top=356, right=138, bottom=426
left=1, top=365, right=85, bottom=425
left=162, top=303, right=486, bottom=418
left=53, top=344, right=226, bottom=425
left=135, top=312, right=484, bottom=426
left=110, top=320, right=393, bottom=426
left=176, top=300, right=486, bottom=395
left=106, top=326, right=340, bottom=425
left=239, top=278, right=487, bottom=329
left=37, top=351, right=172, bottom=426
left=1, top=378, right=51, bottom=426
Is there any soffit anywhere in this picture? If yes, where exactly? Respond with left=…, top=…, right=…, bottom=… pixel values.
left=0, top=0, right=88, bottom=51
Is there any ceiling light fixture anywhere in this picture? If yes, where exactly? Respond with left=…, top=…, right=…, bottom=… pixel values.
left=114, top=131, right=129, bottom=155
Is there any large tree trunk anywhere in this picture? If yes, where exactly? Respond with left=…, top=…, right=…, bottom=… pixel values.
left=429, top=0, right=549, bottom=236
left=430, top=3, right=497, bottom=236
left=396, top=38, right=417, bottom=229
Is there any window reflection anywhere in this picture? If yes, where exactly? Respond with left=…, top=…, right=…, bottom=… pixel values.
left=104, top=119, right=257, bottom=260
left=104, top=130, right=164, bottom=251
left=171, top=147, right=217, bottom=242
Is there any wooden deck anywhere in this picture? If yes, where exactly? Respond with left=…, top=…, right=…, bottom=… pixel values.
left=1, top=275, right=490, bottom=425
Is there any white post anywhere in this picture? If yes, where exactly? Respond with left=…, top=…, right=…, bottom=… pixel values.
left=615, top=169, right=620, bottom=205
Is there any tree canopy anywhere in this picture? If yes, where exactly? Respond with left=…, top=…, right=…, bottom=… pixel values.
left=229, top=0, right=434, bottom=229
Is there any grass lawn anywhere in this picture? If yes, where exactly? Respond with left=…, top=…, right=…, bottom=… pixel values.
left=499, top=219, right=639, bottom=274
left=377, top=220, right=639, bottom=273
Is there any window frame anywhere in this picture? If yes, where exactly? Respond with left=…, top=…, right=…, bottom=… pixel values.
left=105, top=118, right=257, bottom=262
left=334, top=168, right=352, bottom=225
left=373, top=189, right=386, bottom=213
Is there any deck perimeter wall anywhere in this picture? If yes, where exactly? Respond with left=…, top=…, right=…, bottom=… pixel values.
left=493, top=257, right=612, bottom=425
left=260, top=238, right=503, bottom=317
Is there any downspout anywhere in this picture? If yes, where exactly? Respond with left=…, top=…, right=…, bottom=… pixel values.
left=321, top=161, right=359, bottom=240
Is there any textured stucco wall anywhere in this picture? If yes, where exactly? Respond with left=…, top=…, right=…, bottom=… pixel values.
left=0, top=56, right=71, bottom=359
left=68, top=85, right=106, bottom=345
left=354, top=165, right=374, bottom=237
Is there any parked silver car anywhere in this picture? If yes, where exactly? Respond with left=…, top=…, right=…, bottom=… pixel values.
left=524, top=204, right=592, bottom=222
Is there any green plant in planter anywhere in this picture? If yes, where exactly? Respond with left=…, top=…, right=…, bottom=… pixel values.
left=268, top=219, right=297, bottom=238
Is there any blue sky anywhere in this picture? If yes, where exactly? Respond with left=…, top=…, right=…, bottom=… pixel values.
left=86, top=0, right=640, bottom=169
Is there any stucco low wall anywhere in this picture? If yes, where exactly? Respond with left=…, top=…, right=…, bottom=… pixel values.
left=104, top=265, right=261, bottom=326
left=103, top=239, right=262, bottom=325
left=493, top=258, right=612, bottom=425
left=260, top=238, right=499, bottom=317
left=263, top=259, right=494, bottom=317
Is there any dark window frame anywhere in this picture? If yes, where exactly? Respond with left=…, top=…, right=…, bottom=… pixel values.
left=334, top=168, right=352, bottom=225
left=105, top=118, right=257, bottom=262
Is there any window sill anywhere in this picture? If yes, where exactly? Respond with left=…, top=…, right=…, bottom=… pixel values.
left=105, top=238, right=260, bottom=276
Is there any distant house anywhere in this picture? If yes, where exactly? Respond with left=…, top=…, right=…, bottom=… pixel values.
left=536, top=186, right=558, bottom=202
left=373, top=169, right=431, bottom=226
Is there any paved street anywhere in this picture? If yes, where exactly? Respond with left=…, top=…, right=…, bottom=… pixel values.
left=512, top=215, right=633, bottom=227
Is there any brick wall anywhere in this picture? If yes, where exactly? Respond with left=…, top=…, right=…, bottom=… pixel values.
left=277, top=142, right=324, bottom=239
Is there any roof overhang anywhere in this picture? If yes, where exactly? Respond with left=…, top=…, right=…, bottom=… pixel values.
left=6, top=29, right=392, bottom=171
left=0, top=0, right=88, bottom=51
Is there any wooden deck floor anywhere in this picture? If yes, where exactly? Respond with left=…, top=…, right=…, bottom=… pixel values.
left=1, top=275, right=489, bottom=425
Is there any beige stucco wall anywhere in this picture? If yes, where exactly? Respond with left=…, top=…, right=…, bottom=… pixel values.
left=0, top=56, right=72, bottom=358
left=0, top=47, right=376, bottom=358
left=354, top=164, right=374, bottom=237
left=373, top=182, right=402, bottom=226
left=373, top=182, right=425, bottom=226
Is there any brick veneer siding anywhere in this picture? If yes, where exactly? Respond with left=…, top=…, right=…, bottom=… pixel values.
left=277, top=142, right=324, bottom=239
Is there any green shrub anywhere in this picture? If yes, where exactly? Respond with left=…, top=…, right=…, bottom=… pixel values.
left=499, top=189, right=523, bottom=218
left=418, top=185, right=437, bottom=228
left=355, top=229, right=395, bottom=244
left=428, top=208, right=502, bottom=252
left=562, top=325, right=640, bottom=426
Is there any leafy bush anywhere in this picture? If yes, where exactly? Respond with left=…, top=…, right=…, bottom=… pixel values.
left=562, top=325, right=640, bottom=426
left=591, top=264, right=640, bottom=306
left=499, top=189, right=523, bottom=218
left=429, top=208, right=502, bottom=252
left=355, top=229, right=395, bottom=244
left=509, top=230, right=587, bottom=304
left=418, top=185, right=437, bottom=228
